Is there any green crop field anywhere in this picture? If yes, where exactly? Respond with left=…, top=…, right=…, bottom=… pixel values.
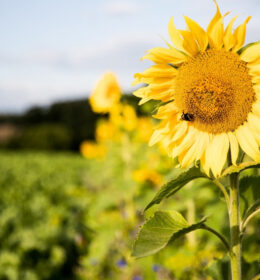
left=0, top=150, right=259, bottom=280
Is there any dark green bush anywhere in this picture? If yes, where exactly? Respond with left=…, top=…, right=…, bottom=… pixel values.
left=19, top=124, right=72, bottom=150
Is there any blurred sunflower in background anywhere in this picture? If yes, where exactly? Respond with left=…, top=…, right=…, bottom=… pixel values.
left=90, top=72, right=121, bottom=113
left=133, top=0, right=260, bottom=177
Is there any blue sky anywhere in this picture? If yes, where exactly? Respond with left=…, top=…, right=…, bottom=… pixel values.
left=1, top=0, right=259, bottom=112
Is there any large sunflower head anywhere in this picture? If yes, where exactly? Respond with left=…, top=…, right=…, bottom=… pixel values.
left=90, top=72, right=121, bottom=113
left=133, top=1, right=260, bottom=177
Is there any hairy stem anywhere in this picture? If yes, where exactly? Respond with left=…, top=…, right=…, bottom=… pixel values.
left=229, top=172, right=241, bottom=280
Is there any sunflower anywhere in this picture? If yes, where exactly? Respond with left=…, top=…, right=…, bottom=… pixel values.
left=133, top=1, right=260, bottom=177
left=90, top=72, right=121, bottom=113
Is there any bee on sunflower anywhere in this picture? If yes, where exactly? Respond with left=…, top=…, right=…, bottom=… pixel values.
left=132, top=2, right=260, bottom=280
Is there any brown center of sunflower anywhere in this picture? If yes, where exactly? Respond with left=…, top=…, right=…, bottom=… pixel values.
left=174, top=49, right=255, bottom=134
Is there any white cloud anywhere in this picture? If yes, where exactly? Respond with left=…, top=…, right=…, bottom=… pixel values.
left=103, top=1, right=140, bottom=16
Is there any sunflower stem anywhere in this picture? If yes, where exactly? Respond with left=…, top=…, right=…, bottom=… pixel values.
left=229, top=172, right=241, bottom=280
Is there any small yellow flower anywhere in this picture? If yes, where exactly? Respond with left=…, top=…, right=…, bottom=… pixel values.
left=110, top=104, right=138, bottom=131
left=136, top=117, right=154, bottom=142
left=90, top=72, right=121, bottom=113
left=95, top=120, right=118, bottom=142
left=133, top=1, right=260, bottom=177
left=80, top=141, right=106, bottom=159
left=133, top=168, right=162, bottom=186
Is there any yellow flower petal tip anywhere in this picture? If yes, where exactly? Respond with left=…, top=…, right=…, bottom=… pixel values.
left=133, top=2, right=260, bottom=177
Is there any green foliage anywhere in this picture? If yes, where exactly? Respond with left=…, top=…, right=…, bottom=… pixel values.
left=0, top=147, right=259, bottom=280
left=145, top=167, right=207, bottom=211
left=0, top=151, right=91, bottom=280
left=132, top=211, right=206, bottom=258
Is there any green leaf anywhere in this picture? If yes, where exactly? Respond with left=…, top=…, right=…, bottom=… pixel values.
left=132, top=210, right=206, bottom=258
left=221, top=161, right=260, bottom=178
left=144, top=167, right=207, bottom=211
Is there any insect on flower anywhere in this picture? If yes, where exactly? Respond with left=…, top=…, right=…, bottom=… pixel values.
left=181, top=111, right=194, bottom=121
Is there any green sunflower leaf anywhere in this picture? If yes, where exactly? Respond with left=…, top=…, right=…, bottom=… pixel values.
left=144, top=166, right=207, bottom=211
left=221, top=161, right=260, bottom=178
left=132, top=210, right=206, bottom=258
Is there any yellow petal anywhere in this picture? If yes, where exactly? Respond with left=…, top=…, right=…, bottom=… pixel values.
left=170, top=122, right=188, bottom=143
left=240, top=43, right=260, bottom=62
left=153, top=102, right=178, bottom=119
left=168, top=17, right=186, bottom=53
left=195, top=132, right=210, bottom=161
left=180, top=131, right=208, bottom=167
left=247, top=113, right=260, bottom=145
left=236, top=124, right=260, bottom=161
left=252, top=101, right=260, bottom=118
left=149, top=121, right=170, bottom=146
left=228, top=132, right=239, bottom=165
left=249, top=64, right=260, bottom=76
left=232, top=16, right=251, bottom=53
left=200, top=148, right=210, bottom=177
left=254, top=85, right=260, bottom=101
left=206, top=133, right=229, bottom=177
left=142, top=47, right=187, bottom=64
left=171, top=126, right=196, bottom=158
left=208, top=17, right=224, bottom=49
left=139, top=64, right=177, bottom=78
left=132, top=65, right=177, bottom=86
left=252, top=75, right=260, bottom=84
left=179, top=30, right=199, bottom=56
left=223, top=16, right=239, bottom=51
left=184, top=16, right=208, bottom=52
left=207, top=0, right=222, bottom=35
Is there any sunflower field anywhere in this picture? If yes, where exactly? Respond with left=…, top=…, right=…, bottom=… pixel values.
left=1, top=1, right=260, bottom=280
left=0, top=80, right=259, bottom=279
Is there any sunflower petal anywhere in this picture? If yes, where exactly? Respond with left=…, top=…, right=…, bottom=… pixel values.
left=208, top=15, right=227, bottom=49
left=247, top=113, right=260, bottom=145
left=170, top=122, right=188, bottom=143
left=249, top=64, right=260, bottom=76
left=228, top=132, right=239, bottom=165
left=180, top=131, right=208, bottom=167
left=252, top=101, right=260, bottom=118
left=240, top=43, right=260, bottom=62
left=207, top=0, right=222, bottom=34
left=142, top=47, right=187, bottom=64
left=168, top=17, right=186, bottom=53
left=184, top=16, right=208, bottom=52
left=206, top=133, right=229, bottom=177
left=236, top=124, right=260, bottom=161
left=179, top=30, right=199, bottom=56
left=171, top=126, right=196, bottom=158
left=232, top=16, right=251, bottom=53
left=153, top=102, right=178, bottom=119
left=223, top=15, right=239, bottom=51
left=149, top=121, right=170, bottom=146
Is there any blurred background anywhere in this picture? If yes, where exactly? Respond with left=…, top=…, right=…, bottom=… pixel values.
left=0, top=0, right=259, bottom=279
